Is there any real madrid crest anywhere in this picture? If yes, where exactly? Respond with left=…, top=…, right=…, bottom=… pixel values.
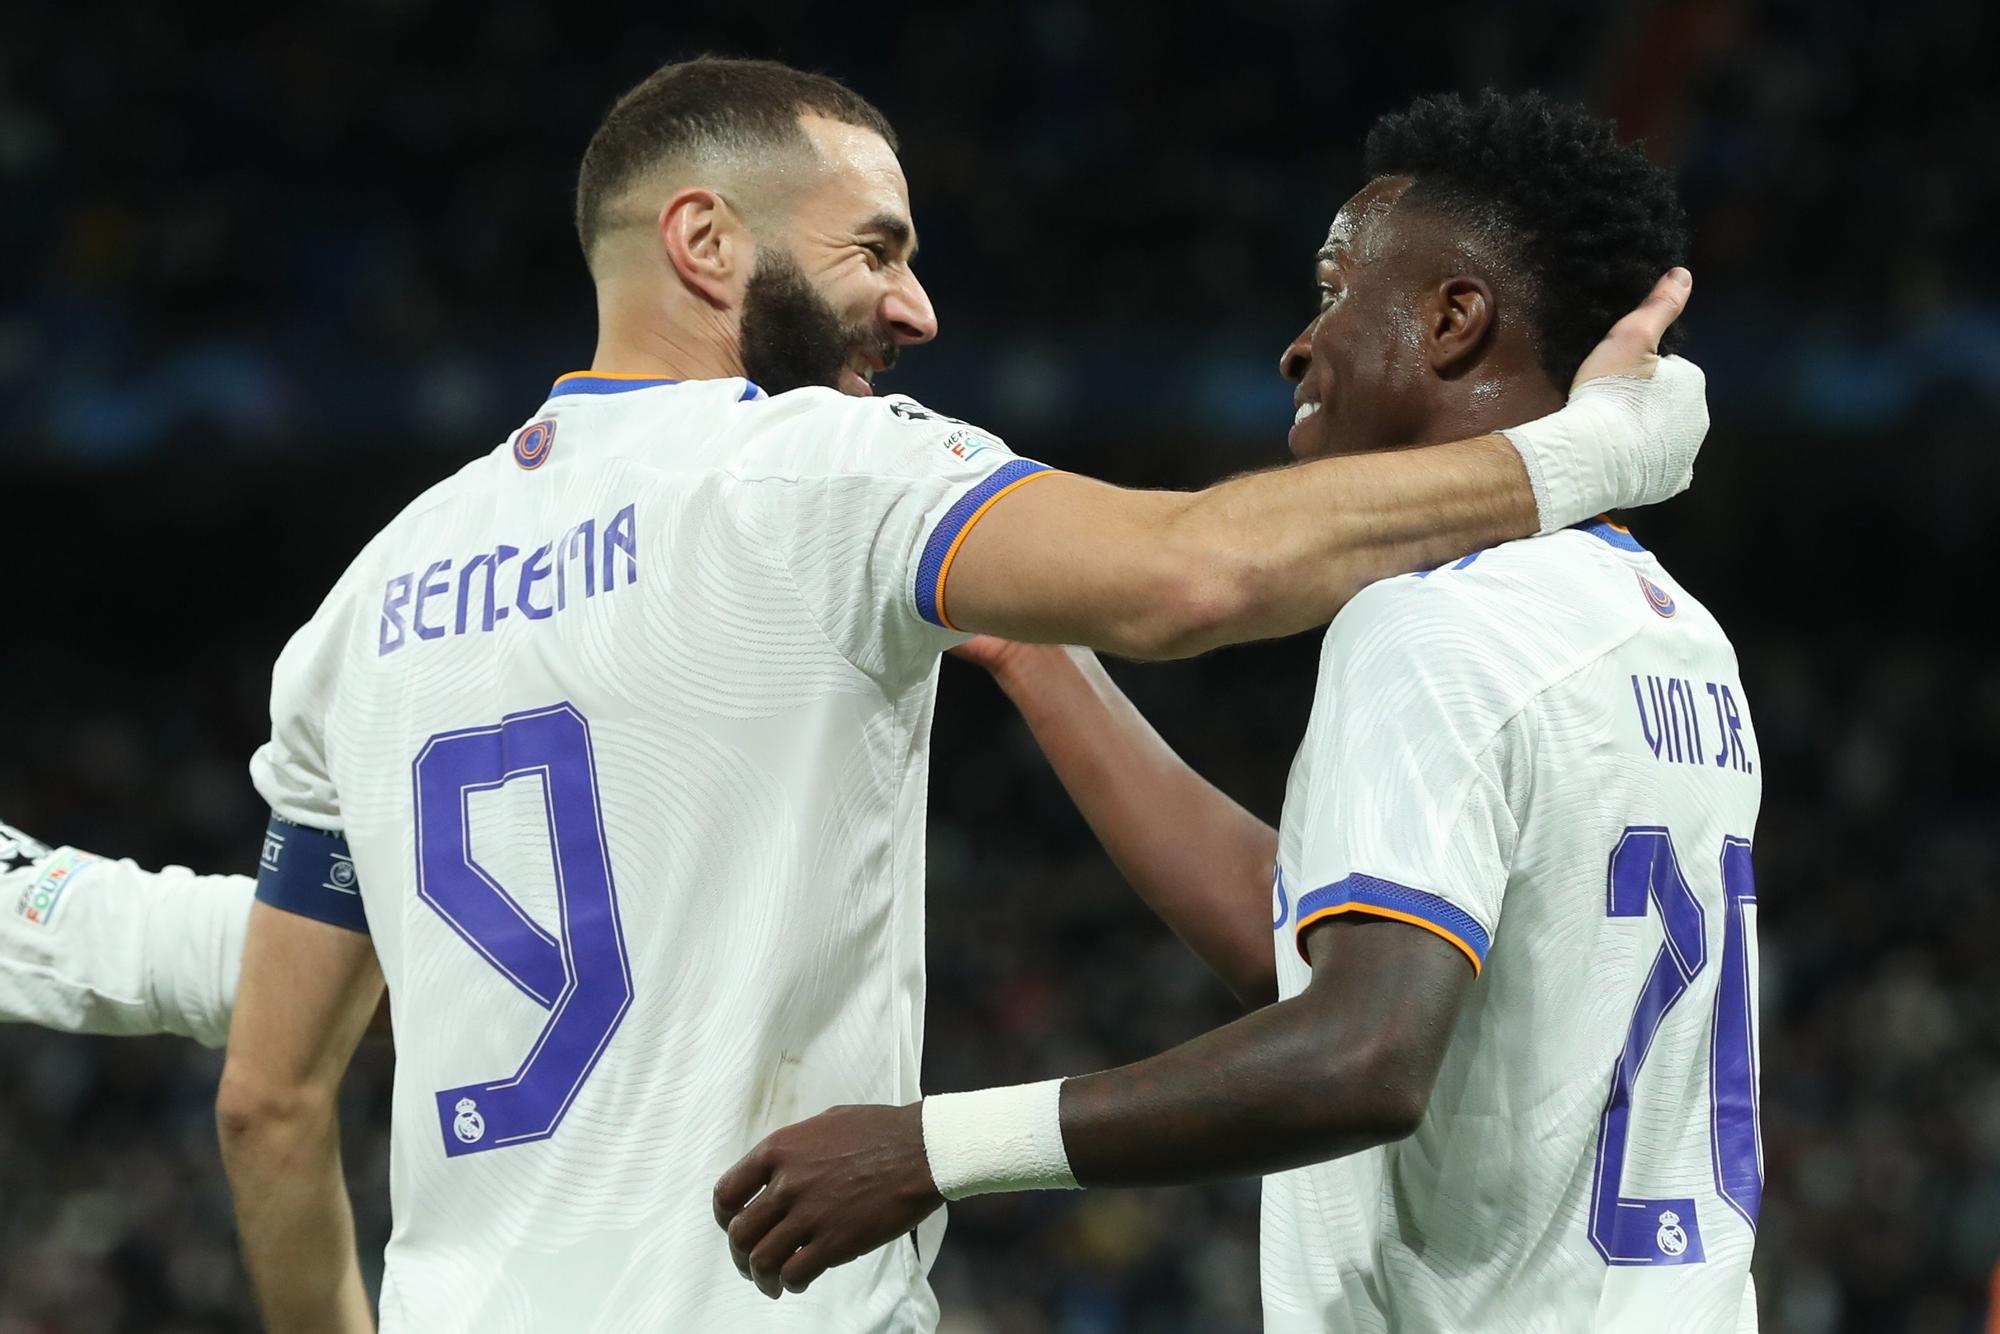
left=1655, top=1209, right=1688, bottom=1257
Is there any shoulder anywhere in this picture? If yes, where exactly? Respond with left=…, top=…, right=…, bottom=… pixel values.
left=1322, top=527, right=1651, bottom=714
left=729, top=390, right=1014, bottom=481
left=303, top=460, right=487, bottom=615
left=267, top=466, right=491, bottom=688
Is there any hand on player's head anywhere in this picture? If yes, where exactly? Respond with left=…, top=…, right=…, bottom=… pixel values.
left=1571, top=268, right=1693, bottom=390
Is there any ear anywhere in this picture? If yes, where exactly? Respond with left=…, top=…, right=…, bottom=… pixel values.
left=658, top=187, right=750, bottom=310
left=1424, top=276, right=1496, bottom=375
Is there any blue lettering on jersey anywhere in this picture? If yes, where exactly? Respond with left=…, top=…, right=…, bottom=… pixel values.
left=380, top=502, right=637, bottom=656
left=1631, top=673, right=1754, bottom=773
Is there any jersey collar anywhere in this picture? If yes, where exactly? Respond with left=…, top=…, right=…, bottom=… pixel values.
left=550, top=371, right=679, bottom=397
left=548, top=371, right=768, bottom=400
left=1575, top=514, right=1646, bottom=552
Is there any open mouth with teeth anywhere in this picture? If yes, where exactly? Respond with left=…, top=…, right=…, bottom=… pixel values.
left=839, top=349, right=891, bottom=397
left=1286, top=398, right=1324, bottom=457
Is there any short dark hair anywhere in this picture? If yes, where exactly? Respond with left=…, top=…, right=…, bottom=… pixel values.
left=575, top=56, right=898, bottom=259
left=1364, top=90, right=1689, bottom=387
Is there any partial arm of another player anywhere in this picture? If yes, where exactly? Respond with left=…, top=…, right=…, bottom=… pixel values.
left=217, top=901, right=383, bottom=1334
left=0, top=829, right=253, bottom=1048
left=943, top=271, right=1702, bottom=658
left=951, top=639, right=1280, bottom=1007
left=0, top=828, right=393, bottom=1046
left=714, top=916, right=1469, bottom=1297
left=1052, top=917, right=1469, bottom=1184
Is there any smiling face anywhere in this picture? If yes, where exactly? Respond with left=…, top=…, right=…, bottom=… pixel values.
left=1279, top=176, right=1440, bottom=460
left=742, top=116, right=938, bottom=397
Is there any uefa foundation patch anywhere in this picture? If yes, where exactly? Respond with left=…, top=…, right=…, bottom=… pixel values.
left=13, top=848, right=102, bottom=928
left=940, top=427, right=999, bottom=465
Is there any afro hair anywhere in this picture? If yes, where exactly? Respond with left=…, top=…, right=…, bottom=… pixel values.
left=1364, top=90, right=1690, bottom=388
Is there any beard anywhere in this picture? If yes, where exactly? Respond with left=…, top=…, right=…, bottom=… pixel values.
left=739, top=250, right=897, bottom=396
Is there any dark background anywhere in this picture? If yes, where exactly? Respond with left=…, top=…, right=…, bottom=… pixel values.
left=3, top=1, right=1997, bottom=1330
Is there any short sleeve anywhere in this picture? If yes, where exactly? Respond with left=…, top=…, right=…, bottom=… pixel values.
left=768, top=397, right=1058, bottom=684
left=1288, top=581, right=1528, bottom=974
left=248, top=593, right=351, bottom=833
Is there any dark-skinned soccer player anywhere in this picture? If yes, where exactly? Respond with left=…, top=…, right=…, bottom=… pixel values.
left=716, top=92, right=1760, bottom=1333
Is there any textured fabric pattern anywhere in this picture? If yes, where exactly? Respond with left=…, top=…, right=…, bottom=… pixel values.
left=1264, top=525, right=1763, bottom=1333
left=251, top=378, right=1036, bottom=1332
left=0, top=838, right=250, bottom=1049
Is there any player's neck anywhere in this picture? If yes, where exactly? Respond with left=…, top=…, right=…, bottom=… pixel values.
left=589, top=284, right=749, bottom=384
left=1417, top=369, right=1565, bottom=448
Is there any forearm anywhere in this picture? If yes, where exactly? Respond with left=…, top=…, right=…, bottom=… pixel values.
left=1056, top=990, right=1419, bottom=1187
left=1155, top=286, right=1708, bottom=656
left=719, top=924, right=1474, bottom=1294
left=995, top=646, right=1279, bottom=1006
left=218, top=1091, right=373, bottom=1332
left=218, top=900, right=382, bottom=1332
left=1162, top=434, right=1533, bottom=657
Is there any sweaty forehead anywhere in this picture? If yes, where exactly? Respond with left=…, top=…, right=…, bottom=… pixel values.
left=1320, top=175, right=1414, bottom=266
left=796, top=114, right=915, bottom=230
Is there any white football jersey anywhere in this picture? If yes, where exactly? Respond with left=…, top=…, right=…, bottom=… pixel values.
left=1264, top=521, right=1762, bottom=1333
left=249, top=373, right=1054, bottom=1332
left=1, top=819, right=249, bottom=1048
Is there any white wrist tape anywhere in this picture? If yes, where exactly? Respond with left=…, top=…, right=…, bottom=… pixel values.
left=921, top=1078, right=1080, bottom=1200
left=1500, top=355, right=1708, bottom=534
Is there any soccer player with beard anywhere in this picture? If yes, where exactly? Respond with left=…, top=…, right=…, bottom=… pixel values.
left=718, top=92, right=1761, bottom=1332
left=10, top=57, right=1703, bottom=1330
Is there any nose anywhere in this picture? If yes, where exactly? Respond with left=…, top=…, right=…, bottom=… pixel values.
left=883, top=268, right=938, bottom=346
left=1279, top=318, right=1314, bottom=383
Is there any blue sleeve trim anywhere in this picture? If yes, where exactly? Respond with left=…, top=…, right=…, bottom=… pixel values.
left=1574, top=516, right=1647, bottom=552
left=913, top=458, right=1054, bottom=628
left=1412, top=549, right=1487, bottom=580
left=256, top=813, right=369, bottom=935
left=1293, top=873, right=1490, bottom=970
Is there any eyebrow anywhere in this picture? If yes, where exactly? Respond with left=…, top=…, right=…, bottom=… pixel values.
left=865, top=212, right=918, bottom=259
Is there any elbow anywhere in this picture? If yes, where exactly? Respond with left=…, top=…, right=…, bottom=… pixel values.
left=1228, top=957, right=1282, bottom=1014
left=1359, top=1081, right=1430, bottom=1144
left=1304, top=1037, right=1436, bottom=1148
left=216, top=1066, right=324, bottom=1152
left=1345, top=1053, right=1434, bottom=1145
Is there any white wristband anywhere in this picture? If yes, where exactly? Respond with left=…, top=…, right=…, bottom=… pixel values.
left=921, top=1078, right=1080, bottom=1200
left=1499, top=355, right=1708, bottom=534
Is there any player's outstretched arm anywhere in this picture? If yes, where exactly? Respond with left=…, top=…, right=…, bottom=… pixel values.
left=942, top=271, right=1701, bottom=659
left=950, top=639, right=1280, bottom=1007
left=0, top=826, right=255, bottom=1046
left=217, top=901, right=383, bottom=1334
left=714, top=915, right=1468, bottom=1297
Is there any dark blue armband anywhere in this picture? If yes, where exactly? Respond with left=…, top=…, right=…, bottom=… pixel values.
left=256, top=813, right=369, bottom=934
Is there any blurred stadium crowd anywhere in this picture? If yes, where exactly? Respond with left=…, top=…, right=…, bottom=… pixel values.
left=3, top=1, right=1995, bottom=1331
